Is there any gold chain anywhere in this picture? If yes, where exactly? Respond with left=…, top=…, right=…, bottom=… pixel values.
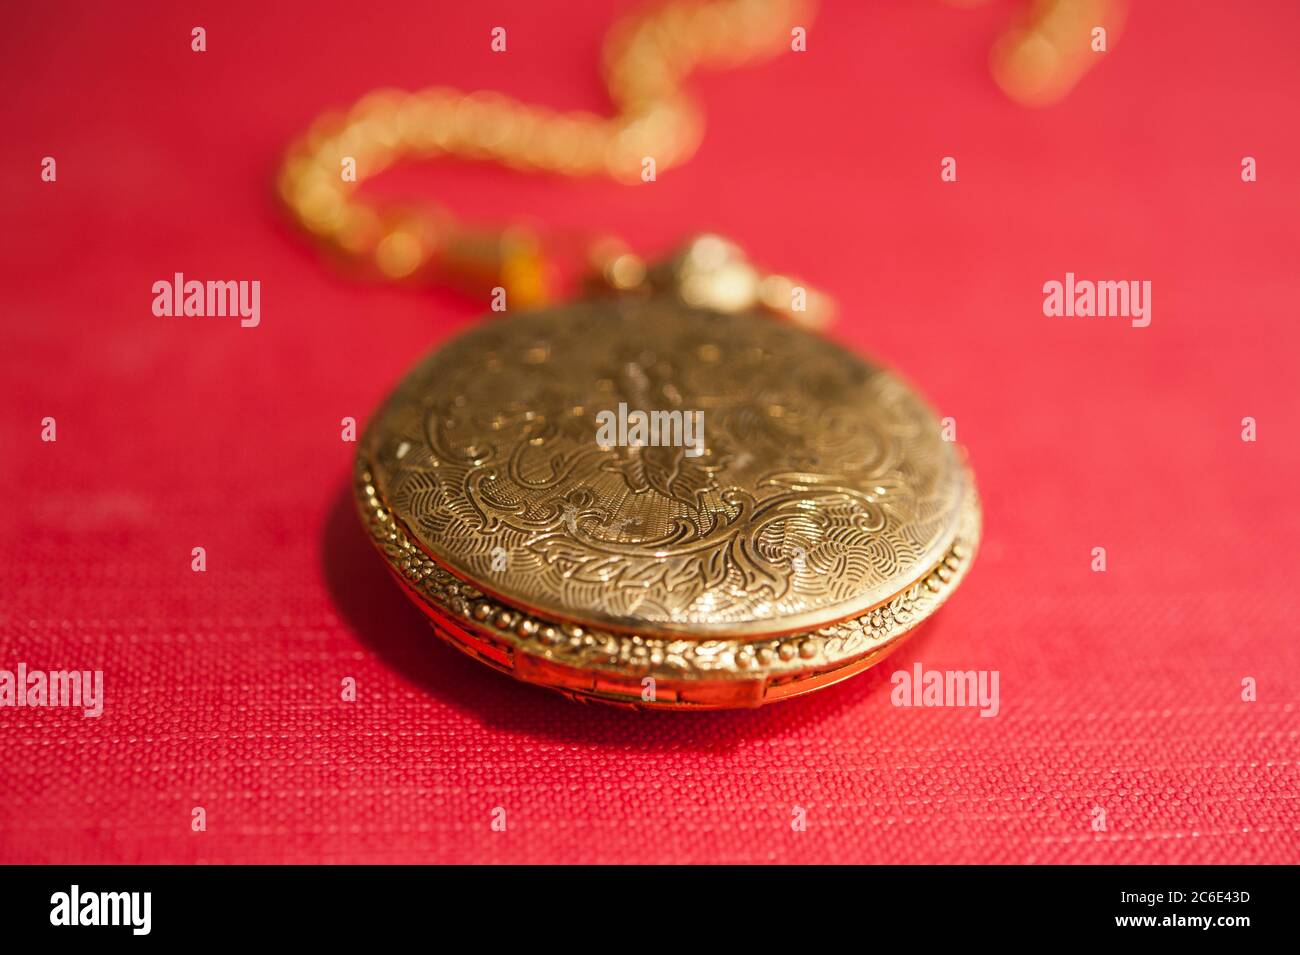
left=278, top=0, right=1116, bottom=312
left=278, top=0, right=813, bottom=308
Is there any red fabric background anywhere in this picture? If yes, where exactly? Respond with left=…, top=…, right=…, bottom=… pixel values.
left=2, top=0, right=1298, bottom=864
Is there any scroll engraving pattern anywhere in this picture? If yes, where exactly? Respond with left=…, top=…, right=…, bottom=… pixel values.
left=368, top=299, right=963, bottom=630
left=357, top=459, right=980, bottom=682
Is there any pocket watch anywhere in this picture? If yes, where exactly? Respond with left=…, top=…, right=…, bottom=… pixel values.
left=354, top=235, right=981, bottom=708
left=280, top=0, right=980, bottom=708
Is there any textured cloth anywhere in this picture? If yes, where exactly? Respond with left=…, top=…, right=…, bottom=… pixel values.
left=1, top=0, right=1297, bottom=864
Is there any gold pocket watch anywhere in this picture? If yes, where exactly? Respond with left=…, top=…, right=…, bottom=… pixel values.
left=280, top=0, right=980, bottom=708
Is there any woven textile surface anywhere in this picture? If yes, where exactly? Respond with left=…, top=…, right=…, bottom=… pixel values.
left=1, top=0, right=1297, bottom=864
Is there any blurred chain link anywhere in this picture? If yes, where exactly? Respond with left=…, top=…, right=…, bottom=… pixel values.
left=280, top=0, right=1118, bottom=307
